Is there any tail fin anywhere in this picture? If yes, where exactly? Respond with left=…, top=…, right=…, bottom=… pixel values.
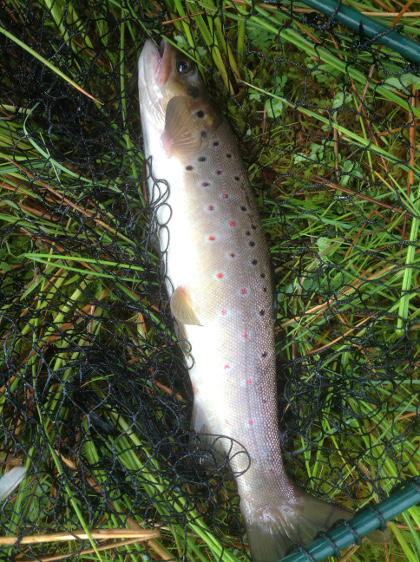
left=242, top=484, right=388, bottom=562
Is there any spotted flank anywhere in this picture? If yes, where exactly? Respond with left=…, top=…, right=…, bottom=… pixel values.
left=138, top=38, right=386, bottom=561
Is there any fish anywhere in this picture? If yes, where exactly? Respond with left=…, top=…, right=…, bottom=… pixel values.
left=137, top=38, right=381, bottom=561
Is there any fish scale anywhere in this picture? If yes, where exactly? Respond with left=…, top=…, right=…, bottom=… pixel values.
left=138, top=38, right=368, bottom=562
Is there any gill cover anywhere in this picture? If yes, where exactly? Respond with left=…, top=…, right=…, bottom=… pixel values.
left=157, top=41, right=220, bottom=160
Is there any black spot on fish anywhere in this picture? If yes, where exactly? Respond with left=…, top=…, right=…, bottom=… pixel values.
left=188, top=86, right=199, bottom=98
left=235, top=176, right=240, bottom=181
left=263, top=287, right=267, bottom=292
left=261, top=273, right=266, bottom=278
left=259, top=310, right=265, bottom=316
left=186, top=165, right=193, bottom=171
left=241, top=206, right=247, bottom=211
left=251, top=259, right=258, bottom=265
left=246, top=231, right=250, bottom=236
left=201, top=131, right=207, bottom=138
left=250, top=241, right=255, bottom=247
left=251, top=225, right=257, bottom=230
left=196, top=110, right=204, bottom=118
left=213, top=141, right=219, bottom=146
left=262, top=351, right=267, bottom=357
left=198, top=156, right=206, bottom=162
left=226, top=153, right=232, bottom=158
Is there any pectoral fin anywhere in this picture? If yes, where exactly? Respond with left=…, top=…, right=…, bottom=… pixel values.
left=162, top=96, right=202, bottom=159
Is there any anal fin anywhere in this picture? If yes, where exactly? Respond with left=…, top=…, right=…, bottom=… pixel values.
left=177, top=321, right=191, bottom=355
left=190, top=400, right=227, bottom=471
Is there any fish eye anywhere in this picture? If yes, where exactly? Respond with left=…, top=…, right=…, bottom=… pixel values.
left=178, top=60, right=191, bottom=75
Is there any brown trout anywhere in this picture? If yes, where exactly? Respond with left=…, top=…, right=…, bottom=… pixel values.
left=138, top=38, right=359, bottom=561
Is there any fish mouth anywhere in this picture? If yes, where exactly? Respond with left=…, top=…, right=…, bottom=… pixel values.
left=158, top=39, right=166, bottom=58
left=139, top=38, right=172, bottom=87
left=156, top=39, right=172, bottom=86
left=138, top=38, right=173, bottom=123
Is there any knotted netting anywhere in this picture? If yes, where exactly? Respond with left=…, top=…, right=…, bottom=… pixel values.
left=0, top=1, right=419, bottom=560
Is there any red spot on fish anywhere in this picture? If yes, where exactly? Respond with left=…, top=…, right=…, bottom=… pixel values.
left=270, top=469, right=274, bottom=474
left=208, top=205, right=214, bottom=210
left=246, top=379, right=252, bottom=385
left=202, top=181, right=209, bottom=186
left=216, top=170, right=222, bottom=175
left=216, top=273, right=223, bottom=279
left=241, top=288, right=247, bottom=294
left=223, top=193, right=228, bottom=199
left=209, top=235, right=215, bottom=241
left=242, top=332, right=248, bottom=339
left=230, top=253, right=235, bottom=258
left=221, top=310, right=227, bottom=315
left=230, top=221, right=236, bottom=227
left=248, top=420, right=254, bottom=425
left=224, top=364, right=230, bottom=369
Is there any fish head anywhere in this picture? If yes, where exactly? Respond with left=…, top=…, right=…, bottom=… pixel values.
left=138, top=38, right=218, bottom=138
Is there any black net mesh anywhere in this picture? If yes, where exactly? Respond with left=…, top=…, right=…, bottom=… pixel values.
left=0, top=1, right=419, bottom=561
